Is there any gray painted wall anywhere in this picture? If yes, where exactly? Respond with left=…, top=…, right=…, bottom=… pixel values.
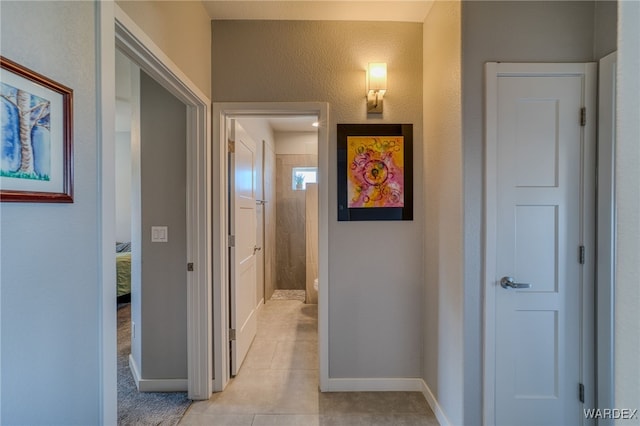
left=422, top=1, right=463, bottom=424
left=136, top=72, right=187, bottom=379
left=0, top=2, right=101, bottom=424
left=461, top=1, right=599, bottom=423
left=594, top=0, right=617, bottom=59
left=615, top=0, right=640, bottom=411
left=116, top=0, right=212, bottom=98
left=212, top=21, right=424, bottom=378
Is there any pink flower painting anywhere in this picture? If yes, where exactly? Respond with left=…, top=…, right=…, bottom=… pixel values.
left=347, top=135, right=404, bottom=208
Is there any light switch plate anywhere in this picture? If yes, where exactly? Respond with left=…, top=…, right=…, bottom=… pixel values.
left=151, top=226, right=168, bottom=242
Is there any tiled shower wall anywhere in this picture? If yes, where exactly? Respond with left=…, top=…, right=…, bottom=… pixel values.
left=275, top=154, right=317, bottom=290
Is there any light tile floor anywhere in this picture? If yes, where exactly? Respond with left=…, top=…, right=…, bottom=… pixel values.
left=180, top=300, right=437, bottom=426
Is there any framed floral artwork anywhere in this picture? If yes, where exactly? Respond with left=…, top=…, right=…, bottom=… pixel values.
left=337, top=123, right=413, bottom=221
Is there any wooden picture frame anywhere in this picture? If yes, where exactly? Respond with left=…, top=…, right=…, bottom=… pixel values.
left=337, top=123, right=413, bottom=221
left=1, top=56, right=73, bottom=202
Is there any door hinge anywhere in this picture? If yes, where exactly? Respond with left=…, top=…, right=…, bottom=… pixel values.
left=228, top=140, right=235, bottom=153
left=229, top=329, right=236, bottom=341
left=579, top=383, right=585, bottom=403
left=187, top=262, right=194, bottom=271
left=579, top=245, right=585, bottom=264
left=580, top=107, right=586, bottom=126
left=229, top=235, right=235, bottom=247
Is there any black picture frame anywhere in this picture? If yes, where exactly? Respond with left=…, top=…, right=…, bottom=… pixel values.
left=337, top=123, right=413, bottom=221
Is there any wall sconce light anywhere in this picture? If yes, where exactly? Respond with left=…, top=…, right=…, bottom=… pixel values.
left=367, top=62, right=387, bottom=114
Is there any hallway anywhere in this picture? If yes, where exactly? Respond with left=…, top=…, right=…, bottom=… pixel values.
left=179, top=299, right=436, bottom=425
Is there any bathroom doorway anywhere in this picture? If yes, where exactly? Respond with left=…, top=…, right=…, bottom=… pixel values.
left=237, top=116, right=319, bottom=303
left=228, top=115, right=319, bottom=374
left=212, top=102, right=330, bottom=392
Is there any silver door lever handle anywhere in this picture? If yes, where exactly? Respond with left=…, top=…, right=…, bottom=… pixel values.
left=500, top=276, right=532, bottom=289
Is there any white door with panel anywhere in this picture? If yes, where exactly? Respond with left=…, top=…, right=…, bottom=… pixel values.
left=487, top=63, right=595, bottom=426
left=229, top=120, right=258, bottom=376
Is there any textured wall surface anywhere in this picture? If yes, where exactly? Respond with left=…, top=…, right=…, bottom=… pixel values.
left=422, top=1, right=463, bottom=424
left=117, top=0, right=212, bottom=98
left=212, top=20, right=424, bottom=378
left=593, top=0, right=617, bottom=59
left=139, top=72, right=187, bottom=380
left=0, top=2, right=101, bottom=424
left=615, top=0, right=640, bottom=413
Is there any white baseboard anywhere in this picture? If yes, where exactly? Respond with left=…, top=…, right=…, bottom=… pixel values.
left=128, top=354, right=188, bottom=392
left=420, top=379, right=451, bottom=426
left=128, top=354, right=142, bottom=389
left=324, top=377, right=424, bottom=392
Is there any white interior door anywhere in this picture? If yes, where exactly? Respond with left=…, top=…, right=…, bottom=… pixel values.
left=229, top=120, right=258, bottom=376
left=487, top=63, right=595, bottom=426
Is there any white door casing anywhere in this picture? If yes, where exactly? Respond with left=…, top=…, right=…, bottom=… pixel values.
left=211, top=102, right=329, bottom=392
left=229, top=120, right=258, bottom=375
left=484, top=63, right=596, bottom=426
left=100, top=5, right=213, bottom=415
left=596, top=52, right=616, bottom=424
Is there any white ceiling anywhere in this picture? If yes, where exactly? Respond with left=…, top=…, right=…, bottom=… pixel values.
left=267, top=116, right=319, bottom=133
left=202, top=1, right=433, bottom=22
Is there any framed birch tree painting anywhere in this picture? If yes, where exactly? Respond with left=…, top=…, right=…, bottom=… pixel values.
left=0, top=56, right=73, bottom=202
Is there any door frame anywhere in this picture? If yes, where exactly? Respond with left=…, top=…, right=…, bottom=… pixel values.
left=596, top=52, right=617, bottom=422
left=212, top=102, right=329, bottom=392
left=99, top=4, right=213, bottom=422
left=483, top=62, right=596, bottom=425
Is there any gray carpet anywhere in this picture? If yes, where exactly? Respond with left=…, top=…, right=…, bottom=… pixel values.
left=118, top=304, right=191, bottom=425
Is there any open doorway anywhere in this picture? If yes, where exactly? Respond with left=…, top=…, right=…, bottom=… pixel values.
left=237, top=116, right=319, bottom=301
left=211, top=103, right=330, bottom=392
left=228, top=116, right=320, bottom=376
left=115, top=48, right=194, bottom=422
left=114, top=50, right=135, bottom=310
left=100, top=9, right=213, bottom=423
